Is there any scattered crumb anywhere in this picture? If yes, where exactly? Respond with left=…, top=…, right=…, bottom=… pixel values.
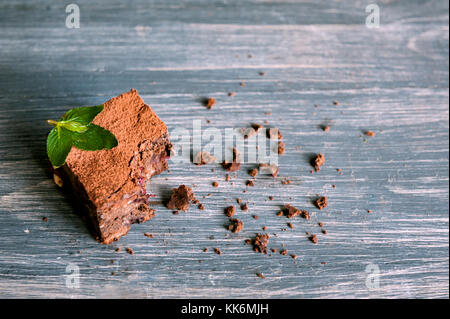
left=225, top=174, right=231, bottom=182
left=262, top=226, right=267, bottom=231
left=253, top=233, right=270, bottom=254
left=333, top=100, right=339, bottom=106
left=166, top=185, right=195, bottom=212
left=203, top=248, right=208, bottom=253
left=290, top=254, right=298, bottom=260
left=144, top=232, right=154, bottom=238
left=236, top=198, right=242, bottom=204
left=318, top=222, right=324, bottom=227
left=228, top=92, right=235, bottom=97
left=246, top=180, right=255, bottom=187
left=42, top=217, right=48, bottom=222
left=205, top=97, right=216, bottom=109
left=248, top=168, right=258, bottom=177
left=212, top=181, right=219, bottom=188
left=198, top=203, right=205, bottom=210
left=228, top=219, right=244, bottom=233
left=241, top=203, right=248, bottom=211
left=193, top=151, right=216, bottom=165
left=287, top=222, right=293, bottom=229
left=259, top=72, right=265, bottom=76
left=281, top=179, right=291, bottom=185
left=240, top=82, right=246, bottom=87
left=277, top=141, right=285, bottom=155
left=252, top=215, right=259, bottom=220
left=53, top=173, right=63, bottom=187
left=214, top=248, right=222, bottom=255
left=364, top=131, right=376, bottom=137
left=115, top=248, right=120, bottom=252
left=280, top=249, right=288, bottom=256
left=269, top=196, right=274, bottom=201
left=172, top=211, right=179, bottom=215
left=276, top=211, right=283, bottom=217
left=322, top=229, right=328, bottom=235
left=256, top=272, right=266, bottom=279
left=222, top=148, right=241, bottom=172
left=225, top=206, right=235, bottom=218
left=323, top=125, right=330, bottom=132
left=315, top=196, right=328, bottom=210
left=284, top=204, right=310, bottom=220
left=313, top=153, right=325, bottom=172
left=309, top=234, right=318, bottom=244
left=126, top=248, right=134, bottom=255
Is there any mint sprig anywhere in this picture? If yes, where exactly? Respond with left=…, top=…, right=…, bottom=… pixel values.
left=46, top=105, right=118, bottom=168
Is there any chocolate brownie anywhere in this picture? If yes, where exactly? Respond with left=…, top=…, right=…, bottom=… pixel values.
left=59, top=89, right=171, bottom=244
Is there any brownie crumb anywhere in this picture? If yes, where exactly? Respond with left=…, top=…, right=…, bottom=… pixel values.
left=144, top=232, right=154, bottom=238
left=365, top=131, right=376, bottom=137
left=205, top=97, right=216, bottom=109
left=276, top=211, right=284, bottom=217
left=241, top=203, right=248, bottom=211
left=115, top=248, right=120, bottom=252
left=166, top=185, right=195, bottom=212
left=259, top=163, right=279, bottom=177
left=323, top=125, right=330, bottom=132
left=212, top=181, right=219, bottom=188
left=53, top=173, right=63, bottom=187
left=225, top=206, right=235, bottom=218
left=193, top=151, right=216, bottom=165
left=236, top=198, right=242, bottom=204
left=318, top=222, right=324, bottom=227
left=287, top=222, right=293, bottom=229
left=126, top=248, right=134, bottom=255
left=269, top=196, right=274, bottom=201
left=203, top=248, right=208, bottom=253
left=259, top=72, right=266, bottom=76
left=271, top=248, right=277, bottom=253
left=222, top=148, right=241, bottom=172
left=172, top=211, right=179, bottom=215
left=333, top=100, right=339, bottom=106
left=284, top=204, right=310, bottom=220
left=225, top=174, right=231, bottom=182
left=368, top=210, right=373, bottom=214
left=281, top=179, right=291, bottom=185
left=322, top=229, right=328, bottom=235
left=315, top=196, right=328, bottom=210
left=240, top=82, right=246, bottom=87
left=228, top=92, right=235, bottom=97
left=277, top=141, right=285, bottom=155
left=312, top=153, right=325, bottom=172
left=290, top=254, right=298, bottom=260
left=198, top=203, right=205, bottom=210
left=280, top=249, right=288, bottom=256
left=309, top=234, right=318, bottom=244
left=246, top=180, right=255, bottom=187
left=42, top=217, right=48, bottom=222
left=214, top=248, right=222, bottom=255
left=228, top=219, right=244, bottom=233
left=256, top=272, right=266, bottom=279
left=262, top=226, right=267, bottom=231
left=253, top=233, right=270, bottom=254
left=248, top=168, right=258, bottom=177
left=252, top=215, right=259, bottom=220
left=244, top=239, right=252, bottom=245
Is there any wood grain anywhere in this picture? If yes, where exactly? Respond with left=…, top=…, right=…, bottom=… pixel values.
left=0, top=0, right=448, bottom=298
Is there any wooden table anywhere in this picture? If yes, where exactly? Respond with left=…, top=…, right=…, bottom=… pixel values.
left=0, top=0, right=448, bottom=298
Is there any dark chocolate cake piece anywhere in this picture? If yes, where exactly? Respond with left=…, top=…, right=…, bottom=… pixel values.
left=59, top=89, right=171, bottom=244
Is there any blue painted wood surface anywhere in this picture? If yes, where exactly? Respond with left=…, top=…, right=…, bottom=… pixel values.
left=0, top=0, right=448, bottom=298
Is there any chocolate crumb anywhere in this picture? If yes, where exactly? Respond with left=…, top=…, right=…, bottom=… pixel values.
left=269, top=196, right=274, bottom=200
left=193, top=151, right=216, bottom=165
left=248, top=168, right=258, bottom=177
left=225, top=206, right=235, bottom=218
left=198, top=203, right=205, bottom=210
left=115, top=248, right=120, bottom=252
left=323, top=125, right=330, bottom=132
left=205, top=97, right=216, bottom=109
left=172, top=211, right=179, bottom=215
left=315, top=196, right=328, bottom=210
left=253, top=233, right=270, bottom=254
left=212, top=181, right=219, bottom=188
left=222, top=148, right=241, bottom=172
left=228, top=219, right=244, bottom=233
left=214, top=248, right=222, bottom=255
left=290, top=254, right=298, bottom=260
left=318, top=222, right=324, bottom=227
left=225, top=174, right=231, bottom=182
left=244, top=239, right=252, bottom=245
left=236, top=198, right=242, bottom=204
left=284, top=204, right=310, bottom=220
left=276, top=211, right=283, bottom=217
left=287, top=222, right=293, bottom=229
left=281, top=179, right=291, bottom=185
left=312, top=153, right=325, bottom=172
left=252, top=215, right=259, bottom=220
left=262, top=226, right=267, bottom=231
left=42, top=217, right=48, bottom=222
left=259, top=72, right=265, bottom=76
left=228, top=92, right=235, bottom=97
left=203, top=248, right=208, bottom=253
left=280, top=249, right=288, bottom=256
left=322, top=229, right=328, bottom=235
left=240, top=82, right=246, bottom=87
left=126, top=248, right=134, bottom=255
left=271, top=248, right=277, bottom=253
left=246, top=180, right=255, bottom=187
left=256, top=272, right=266, bottom=279
left=309, top=234, right=318, bottom=244
left=166, top=185, right=195, bottom=212
left=365, top=131, right=376, bottom=137
left=277, top=141, right=285, bottom=155
left=241, top=203, right=248, bottom=211
left=333, top=100, right=339, bottom=106
left=144, top=232, right=154, bottom=238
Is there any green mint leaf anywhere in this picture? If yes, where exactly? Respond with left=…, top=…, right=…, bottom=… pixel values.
left=71, top=124, right=118, bottom=151
left=58, top=121, right=89, bottom=133
left=46, top=126, right=73, bottom=168
left=61, top=105, right=104, bottom=125
left=46, top=105, right=118, bottom=167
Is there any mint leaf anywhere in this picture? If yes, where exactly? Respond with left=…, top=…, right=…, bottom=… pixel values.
left=62, top=105, right=104, bottom=125
left=46, top=104, right=118, bottom=168
left=47, top=126, right=72, bottom=168
left=72, top=124, right=118, bottom=151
